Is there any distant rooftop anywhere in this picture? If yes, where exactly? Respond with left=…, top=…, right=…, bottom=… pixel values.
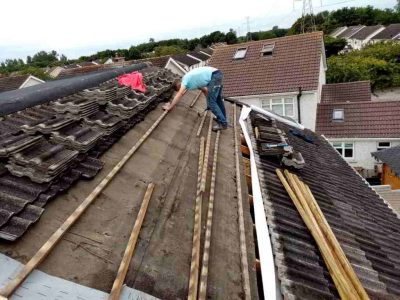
left=321, top=81, right=371, bottom=103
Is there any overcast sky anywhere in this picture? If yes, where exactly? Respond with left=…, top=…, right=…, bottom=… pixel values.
left=0, top=0, right=396, bottom=62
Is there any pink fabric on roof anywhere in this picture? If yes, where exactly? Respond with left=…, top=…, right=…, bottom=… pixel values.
left=117, top=71, right=146, bottom=92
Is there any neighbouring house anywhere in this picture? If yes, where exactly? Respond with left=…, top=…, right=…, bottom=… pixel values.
left=187, top=51, right=211, bottom=67
left=336, top=25, right=365, bottom=39
left=104, top=56, right=125, bottom=64
left=209, top=31, right=327, bottom=130
left=47, top=66, right=64, bottom=78
left=0, top=74, right=45, bottom=93
left=316, top=81, right=400, bottom=178
left=370, top=23, right=400, bottom=42
left=329, top=26, right=347, bottom=38
left=56, top=64, right=106, bottom=79
left=372, top=185, right=400, bottom=214
left=347, top=25, right=385, bottom=49
left=77, top=61, right=97, bottom=67
left=372, top=146, right=400, bottom=189
left=132, top=55, right=171, bottom=68
left=165, top=54, right=203, bottom=76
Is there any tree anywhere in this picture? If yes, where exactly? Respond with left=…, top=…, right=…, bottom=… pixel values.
left=26, top=56, right=32, bottom=64
left=149, top=38, right=155, bottom=43
left=225, top=29, right=238, bottom=44
left=126, top=46, right=141, bottom=60
left=60, top=54, right=68, bottom=63
left=324, top=36, right=347, bottom=57
left=154, top=45, right=185, bottom=56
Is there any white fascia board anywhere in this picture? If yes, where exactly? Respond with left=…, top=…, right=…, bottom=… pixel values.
left=239, top=106, right=279, bottom=299
left=250, top=105, right=304, bottom=129
left=199, top=51, right=212, bottom=57
left=19, top=75, right=45, bottom=89
left=166, top=57, right=187, bottom=75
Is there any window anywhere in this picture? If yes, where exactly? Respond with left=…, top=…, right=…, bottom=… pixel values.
left=377, top=142, right=391, bottom=151
left=261, top=43, right=275, bottom=56
left=332, top=109, right=344, bottom=121
left=233, top=47, right=247, bottom=59
left=332, top=142, right=354, bottom=159
left=261, top=98, right=295, bottom=118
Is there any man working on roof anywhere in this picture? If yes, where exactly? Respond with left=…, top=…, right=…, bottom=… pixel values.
left=162, top=66, right=228, bottom=131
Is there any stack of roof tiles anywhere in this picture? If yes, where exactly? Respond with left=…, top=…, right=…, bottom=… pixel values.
left=246, top=112, right=400, bottom=299
left=0, top=67, right=177, bottom=241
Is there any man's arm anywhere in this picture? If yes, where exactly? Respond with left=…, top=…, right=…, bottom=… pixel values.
left=199, top=87, right=208, bottom=97
left=162, top=85, right=187, bottom=111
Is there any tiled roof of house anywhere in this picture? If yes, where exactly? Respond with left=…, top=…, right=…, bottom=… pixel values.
left=372, top=24, right=400, bottom=40
left=171, top=54, right=200, bottom=67
left=57, top=64, right=106, bottom=78
left=247, top=112, right=400, bottom=299
left=77, top=61, right=96, bottom=67
left=372, top=146, right=400, bottom=176
left=0, top=67, right=176, bottom=241
left=200, top=47, right=213, bottom=55
left=351, top=25, right=385, bottom=40
left=337, top=25, right=365, bottom=38
left=316, top=100, right=400, bottom=138
left=209, top=31, right=323, bottom=97
left=188, top=51, right=210, bottom=61
left=0, top=75, right=30, bottom=93
left=132, top=55, right=171, bottom=68
left=321, top=81, right=371, bottom=103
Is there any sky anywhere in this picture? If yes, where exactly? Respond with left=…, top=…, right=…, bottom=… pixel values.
left=0, top=0, right=396, bottom=62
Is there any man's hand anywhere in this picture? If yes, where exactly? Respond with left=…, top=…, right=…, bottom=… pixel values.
left=162, top=102, right=172, bottom=111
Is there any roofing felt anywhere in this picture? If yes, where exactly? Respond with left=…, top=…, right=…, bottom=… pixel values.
left=0, top=75, right=30, bottom=93
left=188, top=51, right=210, bottom=61
left=372, top=146, right=400, bottom=176
left=372, top=24, right=400, bottom=40
left=209, top=32, right=323, bottom=97
left=337, top=25, right=365, bottom=38
left=247, top=112, right=400, bottom=299
left=321, top=81, right=371, bottom=104
left=316, top=100, right=400, bottom=138
left=171, top=54, right=200, bottom=67
left=350, top=25, right=385, bottom=40
left=0, top=67, right=177, bottom=241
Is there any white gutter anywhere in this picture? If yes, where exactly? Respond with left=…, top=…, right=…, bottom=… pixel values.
left=250, top=105, right=304, bottom=130
left=239, top=106, right=278, bottom=299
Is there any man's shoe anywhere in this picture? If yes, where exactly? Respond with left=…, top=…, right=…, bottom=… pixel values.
left=212, top=123, right=228, bottom=132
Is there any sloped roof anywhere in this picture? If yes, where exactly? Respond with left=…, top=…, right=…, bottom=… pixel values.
left=188, top=51, right=210, bottom=61
left=0, top=75, right=30, bottom=93
left=132, top=55, right=171, bottom=68
left=171, top=54, right=199, bottom=67
left=372, top=146, right=400, bottom=175
left=372, top=24, right=400, bottom=40
left=316, top=100, right=400, bottom=138
left=329, top=26, right=347, bottom=37
left=321, top=81, right=371, bottom=103
left=209, top=32, right=324, bottom=97
left=200, top=47, right=213, bottom=55
left=337, top=25, right=364, bottom=38
left=247, top=111, right=400, bottom=299
left=351, top=25, right=385, bottom=40
left=57, top=64, right=106, bottom=78
left=77, top=61, right=96, bottom=67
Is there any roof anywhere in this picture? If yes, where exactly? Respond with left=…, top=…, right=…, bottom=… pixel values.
left=132, top=55, right=171, bottom=68
left=316, top=100, right=400, bottom=138
left=171, top=54, right=200, bottom=67
left=350, top=25, right=385, bottom=40
left=0, top=75, right=30, bottom=93
left=329, top=26, right=347, bottom=37
left=200, top=47, right=213, bottom=55
left=209, top=31, right=324, bottom=97
left=321, top=81, right=371, bottom=103
left=0, top=66, right=177, bottom=241
left=77, top=61, right=97, bottom=67
left=246, top=111, right=400, bottom=299
left=337, top=25, right=365, bottom=38
left=372, top=24, right=400, bottom=40
left=373, top=185, right=400, bottom=214
left=372, top=146, right=400, bottom=175
left=188, top=51, right=210, bottom=61
left=57, top=64, right=106, bottom=78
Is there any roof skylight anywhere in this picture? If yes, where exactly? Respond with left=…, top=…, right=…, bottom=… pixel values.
left=233, top=47, right=247, bottom=59
left=261, top=43, right=275, bottom=56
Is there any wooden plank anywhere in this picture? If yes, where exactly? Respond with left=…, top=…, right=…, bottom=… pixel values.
left=276, top=169, right=357, bottom=300
left=196, top=112, right=208, bottom=137
left=198, top=131, right=220, bottom=300
left=188, top=137, right=205, bottom=300
left=293, top=174, right=369, bottom=300
left=0, top=110, right=169, bottom=299
left=233, top=104, right=252, bottom=300
left=108, top=183, right=155, bottom=300
left=190, top=91, right=202, bottom=108
left=200, top=117, right=213, bottom=192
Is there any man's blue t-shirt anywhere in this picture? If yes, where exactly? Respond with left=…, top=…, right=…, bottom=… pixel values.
left=182, top=66, right=217, bottom=90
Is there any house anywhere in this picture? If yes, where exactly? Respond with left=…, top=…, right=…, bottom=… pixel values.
left=77, top=61, right=97, bottom=67
left=209, top=31, right=327, bottom=130
left=347, top=25, right=385, bottom=49
left=329, top=26, right=347, bottom=38
left=316, top=81, right=400, bottom=178
left=187, top=51, right=211, bottom=67
left=104, top=56, right=125, bottom=64
left=370, top=23, right=400, bottom=42
left=47, top=66, right=64, bottom=78
left=57, top=64, right=106, bottom=79
left=165, top=54, right=203, bottom=76
left=372, top=185, right=400, bottom=214
left=372, top=146, right=400, bottom=189
left=0, top=74, right=44, bottom=93
left=336, top=25, right=365, bottom=39
left=240, top=108, right=400, bottom=299
left=131, top=55, right=171, bottom=68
